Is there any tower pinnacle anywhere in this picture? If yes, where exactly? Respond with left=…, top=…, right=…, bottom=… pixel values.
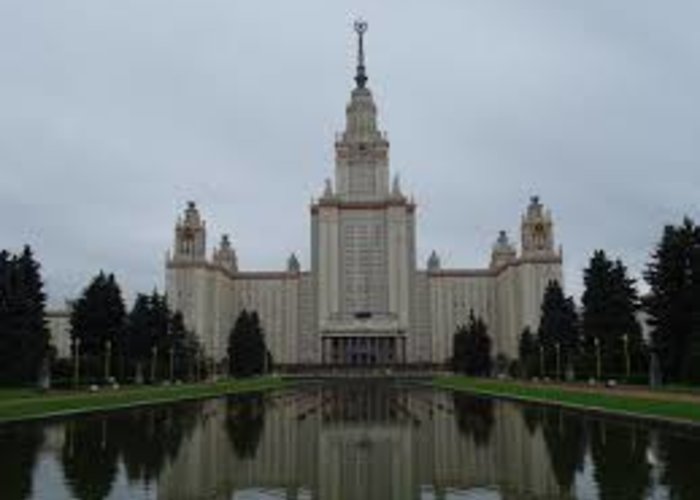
left=354, top=19, right=368, bottom=88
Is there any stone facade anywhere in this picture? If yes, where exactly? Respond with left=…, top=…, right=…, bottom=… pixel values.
left=46, top=307, right=72, bottom=358
left=164, top=28, right=563, bottom=367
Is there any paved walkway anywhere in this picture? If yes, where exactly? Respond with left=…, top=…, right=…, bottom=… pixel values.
left=520, top=380, right=700, bottom=404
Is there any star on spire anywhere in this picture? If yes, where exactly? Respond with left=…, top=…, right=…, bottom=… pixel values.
left=354, top=19, right=368, bottom=88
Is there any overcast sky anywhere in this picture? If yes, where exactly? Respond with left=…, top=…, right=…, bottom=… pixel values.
left=1, top=1, right=699, bottom=308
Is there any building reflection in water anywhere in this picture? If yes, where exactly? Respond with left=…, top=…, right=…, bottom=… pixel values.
left=156, top=382, right=563, bottom=500
left=6, top=382, right=700, bottom=500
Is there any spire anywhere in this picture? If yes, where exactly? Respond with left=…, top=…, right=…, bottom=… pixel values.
left=354, top=19, right=368, bottom=88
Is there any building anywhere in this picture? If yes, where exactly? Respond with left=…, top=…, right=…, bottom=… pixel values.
left=46, top=305, right=72, bottom=359
left=165, top=22, right=563, bottom=367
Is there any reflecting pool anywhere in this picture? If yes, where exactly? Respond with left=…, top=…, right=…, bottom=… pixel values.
left=2, top=382, right=700, bottom=499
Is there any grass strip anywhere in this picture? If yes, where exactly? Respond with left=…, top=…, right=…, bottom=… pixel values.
left=0, top=377, right=286, bottom=423
left=433, top=376, right=700, bottom=425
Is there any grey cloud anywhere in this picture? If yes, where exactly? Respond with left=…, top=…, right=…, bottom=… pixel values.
left=1, top=0, right=699, bottom=306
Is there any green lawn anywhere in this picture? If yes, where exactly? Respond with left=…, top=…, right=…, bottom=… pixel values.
left=0, top=389, right=40, bottom=401
left=0, top=377, right=286, bottom=423
left=434, top=376, right=700, bottom=424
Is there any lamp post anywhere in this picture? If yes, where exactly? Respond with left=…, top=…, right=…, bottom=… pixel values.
left=104, top=339, right=112, bottom=383
left=73, top=337, right=81, bottom=389
left=594, top=337, right=602, bottom=381
left=623, top=334, right=631, bottom=380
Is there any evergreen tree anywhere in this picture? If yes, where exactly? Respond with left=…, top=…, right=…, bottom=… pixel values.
left=149, top=291, right=171, bottom=380
left=125, top=291, right=193, bottom=382
left=451, top=324, right=468, bottom=373
left=70, top=272, right=126, bottom=382
left=690, top=225, right=700, bottom=383
left=582, top=251, right=645, bottom=379
left=644, top=219, right=699, bottom=383
left=537, top=281, right=578, bottom=378
left=518, top=326, right=538, bottom=378
left=169, top=311, right=200, bottom=381
left=228, top=310, right=267, bottom=377
left=0, top=246, right=49, bottom=386
left=452, top=311, right=492, bottom=376
left=126, top=294, right=153, bottom=381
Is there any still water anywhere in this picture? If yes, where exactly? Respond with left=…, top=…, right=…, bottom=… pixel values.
left=2, top=382, right=700, bottom=499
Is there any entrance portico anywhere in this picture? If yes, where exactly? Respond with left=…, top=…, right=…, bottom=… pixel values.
left=321, top=335, right=407, bottom=366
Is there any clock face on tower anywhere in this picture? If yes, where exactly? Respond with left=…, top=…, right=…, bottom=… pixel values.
left=533, top=222, right=546, bottom=248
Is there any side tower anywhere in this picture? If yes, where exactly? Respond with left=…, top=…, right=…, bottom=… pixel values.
left=174, top=201, right=207, bottom=261
left=166, top=202, right=237, bottom=360
left=518, top=195, right=563, bottom=334
left=494, top=196, right=563, bottom=357
left=311, top=21, right=417, bottom=366
left=521, top=196, right=555, bottom=258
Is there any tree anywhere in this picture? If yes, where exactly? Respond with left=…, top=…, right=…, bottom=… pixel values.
left=126, top=294, right=153, bottom=382
left=644, top=219, right=700, bottom=383
left=0, top=246, right=49, bottom=386
left=452, top=310, right=492, bottom=376
left=582, top=251, right=645, bottom=379
left=169, top=311, right=200, bottom=381
left=518, top=326, right=538, bottom=378
left=228, top=310, right=267, bottom=377
left=70, top=272, right=126, bottom=382
left=538, top=281, right=578, bottom=379
left=690, top=225, right=700, bottom=384
left=451, top=324, right=468, bottom=373
left=126, top=292, right=197, bottom=383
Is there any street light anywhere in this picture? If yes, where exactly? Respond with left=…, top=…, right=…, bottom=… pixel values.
left=622, top=334, right=631, bottom=380
left=594, top=337, right=602, bottom=381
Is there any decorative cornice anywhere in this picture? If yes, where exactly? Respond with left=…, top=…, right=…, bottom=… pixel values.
left=311, top=199, right=416, bottom=214
left=236, top=271, right=300, bottom=281
left=167, top=260, right=301, bottom=281
left=428, top=269, right=495, bottom=278
left=426, top=253, right=562, bottom=279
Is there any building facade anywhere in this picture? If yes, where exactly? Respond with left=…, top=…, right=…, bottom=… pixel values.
left=165, top=23, right=562, bottom=367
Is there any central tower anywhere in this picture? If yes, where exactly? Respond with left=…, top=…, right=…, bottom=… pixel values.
left=311, top=20, right=417, bottom=366
left=334, top=20, right=390, bottom=201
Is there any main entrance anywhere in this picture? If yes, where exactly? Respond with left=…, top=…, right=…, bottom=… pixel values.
left=321, top=336, right=406, bottom=366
